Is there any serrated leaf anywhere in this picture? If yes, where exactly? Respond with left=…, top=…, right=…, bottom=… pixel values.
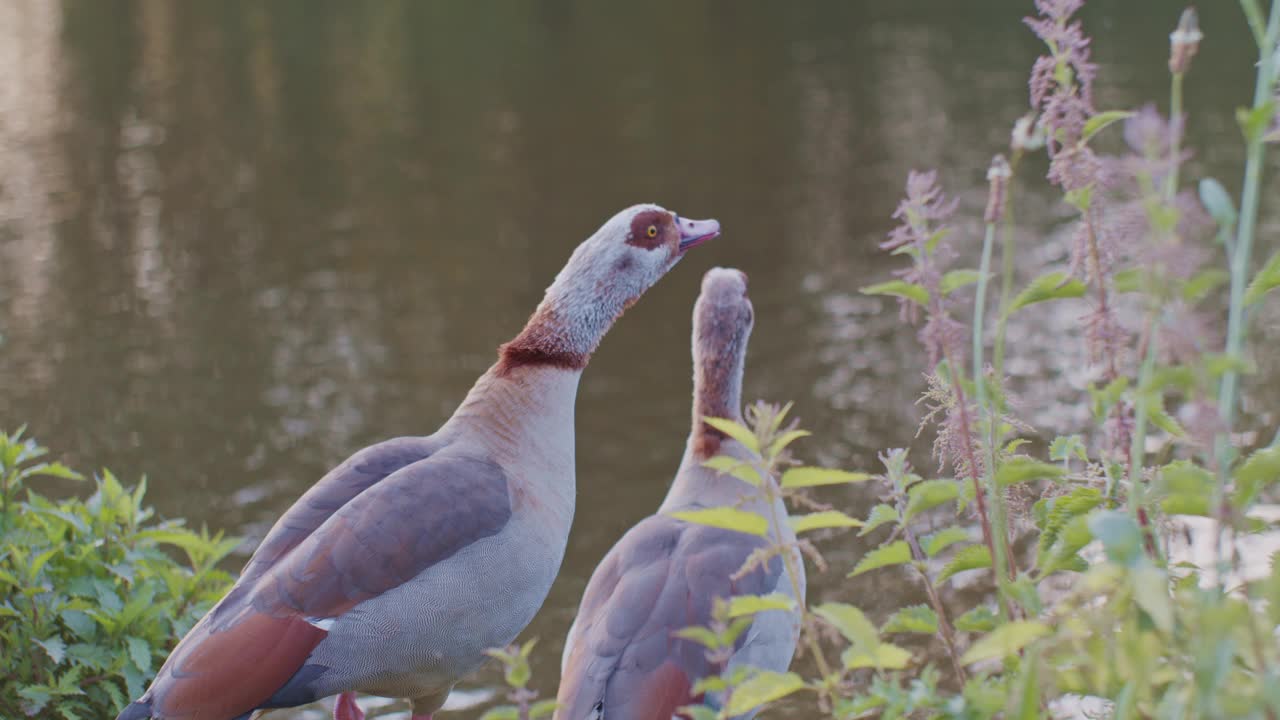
left=923, top=527, right=971, bottom=557
left=701, top=455, right=761, bottom=487
left=1007, top=272, right=1087, bottom=314
left=768, top=430, right=811, bottom=457
left=954, top=605, right=999, bottom=633
left=1082, top=110, right=1135, bottom=142
left=861, top=280, right=929, bottom=306
left=939, top=545, right=992, bottom=583
left=1245, top=251, right=1280, bottom=306
left=842, top=643, right=913, bottom=670
left=702, top=417, right=760, bottom=454
left=859, top=503, right=900, bottom=536
left=1235, top=447, right=1280, bottom=508
left=780, top=467, right=870, bottom=488
left=725, top=671, right=805, bottom=715
left=940, top=269, right=983, bottom=295
left=790, top=510, right=863, bottom=534
left=905, top=479, right=960, bottom=520
left=814, top=602, right=879, bottom=650
left=995, top=456, right=1065, bottom=487
left=672, top=507, right=767, bottom=537
left=125, top=635, right=151, bottom=673
left=35, top=636, right=67, bottom=665
left=1159, top=460, right=1213, bottom=516
left=960, top=621, right=1050, bottom=664
left=728, top=592, right=796, bottom=618
left=1048, top=435, right=1088, bottom=464
left=881, top=605, right=938, bottom=634
left=849, top=541, right=912, bottom=577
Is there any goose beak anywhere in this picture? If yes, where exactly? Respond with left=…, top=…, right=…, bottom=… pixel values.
left=675, top=215, right=721, bottom=252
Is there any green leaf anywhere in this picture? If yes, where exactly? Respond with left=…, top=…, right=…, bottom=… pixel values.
left=848, top=541, right=912, bottom=577
left=1048, top=435, right=1088, bottom=464
left=679, top=706, right=719, bottom=720
left=1236, top=447, right=1280, bottom=507
left=842, top=643, right=913, bottom=670
left=814, top=602, right=879, bottom=650
left=1007, top=272, right=1087, bottom=315
left=701, top=455, right=761, bottom=487
left=995, top=456, right=1065, bottom=487
left=861, top=280, right=929, bottom=306
left=1182, top=268, right=1230, bottom=302
left=939, top=545, right=992, bottom=583
left=780, top=467, right=870, bottom=488
left=1199, top=177, right=1238, bottom=230
left=1082, top=110, right=1135, bottom=142
left=954, top=605, right=999, bottom=633
left=790, top=510, right=863, bottom=534
left=125, top=636, right=152, bottom=673
left=1245, top=251, right=1280, bottom=306
left=923, top=527, right=971, bottom=557
left=960, top=621, right=1050, bottom=665
left=881, top=605, right=938, bottom=634
left=904, top=479, right=961, bottom=520
left=767, top=430, right=811, bottom=457
left=35, top=636, right=67, bottom=665
left=725, top=671, right=805, bottom=715
left=940, top=269, right=984, bottom=295
left=1238, top=100, right=1277, bottom=143
left=1158, top=460, right=1213, bottom=516
left=1131, top=565, right=1173, bottom=633
left=859, top=503, right=900, bottom=536
left=702, top=417, right=760, bottom=454
left=728, top=592, right=796, bottom=618
left=529, top=700, right=558, bottom=719
left=480, top=708, right=519, bottom=720
left=674, top=626, right=721, bottom=649
left=672, top=507, right=768, bottom=537
left=1089, top=510, right=1143, bottom=566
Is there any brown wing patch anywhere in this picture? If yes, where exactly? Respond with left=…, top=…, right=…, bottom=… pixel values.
left=142, top=452, right=512, bottom=717
left=150, top=610, right=327, bottom=720
left=626, top=209, right=676, bottom=250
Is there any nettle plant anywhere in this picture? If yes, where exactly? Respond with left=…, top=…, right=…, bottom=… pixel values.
left=669, top=1, right=1280, bottom=718
left=0, top=430, right=238, bottom=719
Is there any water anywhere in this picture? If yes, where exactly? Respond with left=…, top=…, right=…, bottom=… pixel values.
left=1, top=1, right=1276, bottom=716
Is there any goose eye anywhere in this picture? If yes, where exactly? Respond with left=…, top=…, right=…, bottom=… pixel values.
left=646, top=225, right=658, bottom=238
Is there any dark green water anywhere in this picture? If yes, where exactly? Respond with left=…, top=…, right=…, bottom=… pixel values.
left=0, top=1, right=1276, bottom=716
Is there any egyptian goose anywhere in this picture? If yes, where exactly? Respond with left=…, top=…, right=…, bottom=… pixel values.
left=554, top=268, right=804, bottom=720
left=116, top=204, right=721, bottom=720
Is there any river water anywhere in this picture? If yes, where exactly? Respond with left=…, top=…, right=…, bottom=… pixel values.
left=1, top=1, right=1276, bottom=717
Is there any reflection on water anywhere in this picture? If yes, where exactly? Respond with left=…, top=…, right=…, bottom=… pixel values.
left=0, top=1, right=1275, bottom=716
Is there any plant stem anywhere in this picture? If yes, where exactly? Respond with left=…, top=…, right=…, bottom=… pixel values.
left=1165, top=70, right=1185, bottom=202
left=1217, top=0, right=1280, bottom=485
left=1126, top=312, right=1161, bottom=558
left=974, top=220, right=1015, bottom=590
left=993, top=151, right=1023, bottom=381
left=903, top=528, right=967, bottom=685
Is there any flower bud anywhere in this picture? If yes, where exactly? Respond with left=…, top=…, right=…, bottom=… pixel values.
left=1011, top=113, right=1046, bottom=152
left=985, top=154, right=1012, bottom=224
left=1169, top=7, right=1201, bottom=74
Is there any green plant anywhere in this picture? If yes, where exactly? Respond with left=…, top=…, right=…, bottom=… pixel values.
left=480, top=640, right=557, bottom=720
left=0, top=429, right=239, bottom=719
left=669, top=1, right=1280, bottom=718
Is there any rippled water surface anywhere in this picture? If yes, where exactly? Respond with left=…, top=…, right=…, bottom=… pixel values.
left=2, top=1, right=1277, bottom=716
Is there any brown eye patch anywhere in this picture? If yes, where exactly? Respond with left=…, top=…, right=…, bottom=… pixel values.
left=626, top=210, right=674, bottom=250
